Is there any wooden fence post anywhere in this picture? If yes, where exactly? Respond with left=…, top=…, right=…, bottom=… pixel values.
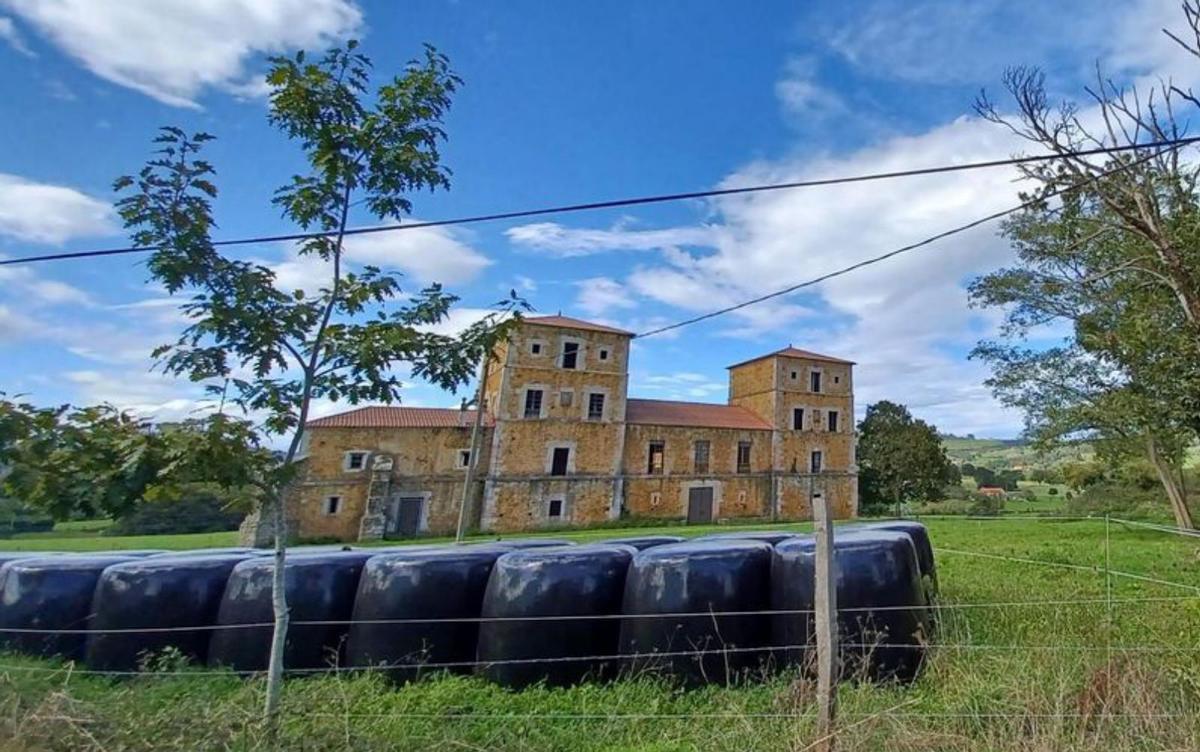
left=813, top=479, right=838, bottom=751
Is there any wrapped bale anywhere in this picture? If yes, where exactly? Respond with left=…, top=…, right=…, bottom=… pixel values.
left=208, top=551, right=373, bottom=673
left=696, top=531, right=803, bottom=546
left=481, top=538, right=575, bottom=550
left=85, top=553, right=256, bottom=672
left=0, top=554, right=141, bottom=659
left=851, top=520, right=937, bottom=597
left=619, top=540, right=772, bottom=686
left=478, top=544, right=635, bottom=689
left=346, top=547, right=506, bottom=681
left=772, top=529, right=930, bottom=682
left=594, top=536, right=684, bottom=551
left=0, top=552, right=62, bottom=569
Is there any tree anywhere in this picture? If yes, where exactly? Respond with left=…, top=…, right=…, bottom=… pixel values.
left=857, top=401, right=956, bottom=514
left=0, top=395, right=274, bottom=521
left=114, top=43, right=524, bottom=736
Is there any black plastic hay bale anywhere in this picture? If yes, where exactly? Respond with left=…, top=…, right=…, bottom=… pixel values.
left=208, top=551, right=374, bottom=673
left=477, top=544, right=636, bottom=689
left=481, top=538, right=575, bottom=550
left=619, top=540, right=773, bottom=686
left=0, top=552, right=61, bottom=569
left=346, top=546, right=507, bottom=681
left=150, top=548, right=261, bottom=558
left=696, top=531, right=803, bottom=546
left=771, top=529, right=929, bottom=682
left=0, top=554, right=142, bottom=659
left=594, top=535, right=684, bottom=551
left=85, top=553, right=257, bottom=672
left=843, top=520, right=937, bottom=597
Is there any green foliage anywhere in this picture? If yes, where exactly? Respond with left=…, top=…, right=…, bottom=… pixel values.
left=857, top=401, right=956, bottom=512
left=0, top=395, right=273, bottom=522
left=106, top=488, right=245, bottom=536
left=0, top=497, right=53, bottom=537
left=114, top=42, right=526, bottom=481
left=967, top=492, right=1005, bottom=516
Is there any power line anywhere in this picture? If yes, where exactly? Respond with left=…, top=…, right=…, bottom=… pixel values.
left=632, top=140, right=1181, bottom=339
left=2, top=137, right=1196, bottom=268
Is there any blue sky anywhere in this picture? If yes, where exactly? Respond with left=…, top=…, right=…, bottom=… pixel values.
left=1, top=0, right=1195, bottom=438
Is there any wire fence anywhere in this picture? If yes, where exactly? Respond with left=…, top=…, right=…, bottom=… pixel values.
left=1, top=515, right=1198, bottom=744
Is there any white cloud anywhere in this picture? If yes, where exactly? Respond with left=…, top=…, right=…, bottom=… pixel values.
left=633, top=371, right=728, bottom=400
left=574, top=277, right=636, bottom=316
left=0, top=174, right=114, bottom=243
left=775, top=56, right=846, bottom=118
left=268, top=224, right=493, bottom=295
left=2, top=0, right=362, bottom=107
left=506, top=220, right=720, bottom=257
left=0, top=15, right=32, bottom=56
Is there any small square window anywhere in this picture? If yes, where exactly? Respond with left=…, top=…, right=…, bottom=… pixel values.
left=345, top=452, right=367, bottom=471
left=531, top=342, right=543, bottom=355
left=647, top=441, right=665, bottom=475
left=587, top=393, right=605, bottom=421
left=791, top=370, right=798, bottom=380
left=457, top=449, right=472, bottom=468
left=599, top=348, right=610, bottom=361
left=524, top=389, right=544, bottom=419
left=650, top=492, right=662, bottom=507
left=323, top=496, right=341, bottom=515
left=548, top=498, right=564, bottom=518
left=561, top=342, right=579, bottom=370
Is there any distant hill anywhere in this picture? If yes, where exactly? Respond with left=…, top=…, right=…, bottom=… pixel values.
left=939, top=435, right=1093, bottom=471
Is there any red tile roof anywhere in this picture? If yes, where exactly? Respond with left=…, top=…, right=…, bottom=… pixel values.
left=524, top=315, right=634, bottom=336
left=727, top=346, right=856, bottom=369
left=308, top=406, right=492, bottom=429
left=626, top=398, right=772, bottom=430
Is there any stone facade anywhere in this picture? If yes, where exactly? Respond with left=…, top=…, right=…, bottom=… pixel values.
left=276, top=315, right=858, bottom=542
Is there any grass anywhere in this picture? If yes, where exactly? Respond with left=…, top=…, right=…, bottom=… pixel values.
left=1, top=517, right=1199, bottom=750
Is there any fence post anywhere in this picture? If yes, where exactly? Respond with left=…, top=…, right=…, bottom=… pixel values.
left=813, top=480, right=838, bottom=751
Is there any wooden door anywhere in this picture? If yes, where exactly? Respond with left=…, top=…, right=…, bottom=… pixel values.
left=687, top=487, right=714, bottom=524
left=397, top=497, right=424, bottom=536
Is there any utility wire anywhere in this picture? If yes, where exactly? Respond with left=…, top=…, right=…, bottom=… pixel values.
left=1, top=137, right=1196, bottom=268
left=632, top=140, right=1184, bottom=339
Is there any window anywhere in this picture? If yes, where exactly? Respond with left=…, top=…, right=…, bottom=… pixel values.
left=561, top=341, right=579, bottom=370
left=810, top=450, right=823, bottom=473
left=650, top=492, right=662, bottom=507
left=790, top=370, right=798, bottom=380
left=548, top=498, right=564, bottom=518
left=457, top=449, right=472, bottom=468
left=551, top=447, right=571, bottom=476
left=810, top=370, right=823, bottom=393
left=524, top=389, right=544, bottom=419
left=647, top=441, right=665, bottom=475
left=587, top=393, right=605, bottom=421
left=599, top=348, right=610, bottom=361
left=792, top=408, right=804, bottom=430
left=827, top=410, right=839, bottom=433
left=694, top=440, right=711, bottom=474
left=560, top=390, right=574, bottom=408
left=736, top=441, right=752, bottom=474
left=833, top=375, right=840, bottom=384
left=344, top=451, right=367, bottom=471
left=323, top=496, right=341, bottom=515
left=530, top=342, right=543, bottom=355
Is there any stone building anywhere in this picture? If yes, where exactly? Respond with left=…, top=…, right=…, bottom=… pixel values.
left=281, top=314, right=857, bottom=541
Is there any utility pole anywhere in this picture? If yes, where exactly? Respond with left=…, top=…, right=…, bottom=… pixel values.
left=813, top=476, right=838, bottom=751
left=455, top=354, right=490, bottom=543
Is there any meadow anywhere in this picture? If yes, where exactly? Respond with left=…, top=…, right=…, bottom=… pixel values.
left=1, top=514, right=1198, bottom=750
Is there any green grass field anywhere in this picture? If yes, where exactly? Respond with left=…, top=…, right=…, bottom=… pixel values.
left=2, top=516, right=1199, bottom=751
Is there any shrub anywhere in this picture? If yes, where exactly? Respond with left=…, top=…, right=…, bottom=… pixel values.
left=967, top=493, right=1004, bottom=516
left=1048, top=487, right=1059, bottom=496
left=0, top=497, right=54, bottom=538
left=106, top=490, right=244, bottom=536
